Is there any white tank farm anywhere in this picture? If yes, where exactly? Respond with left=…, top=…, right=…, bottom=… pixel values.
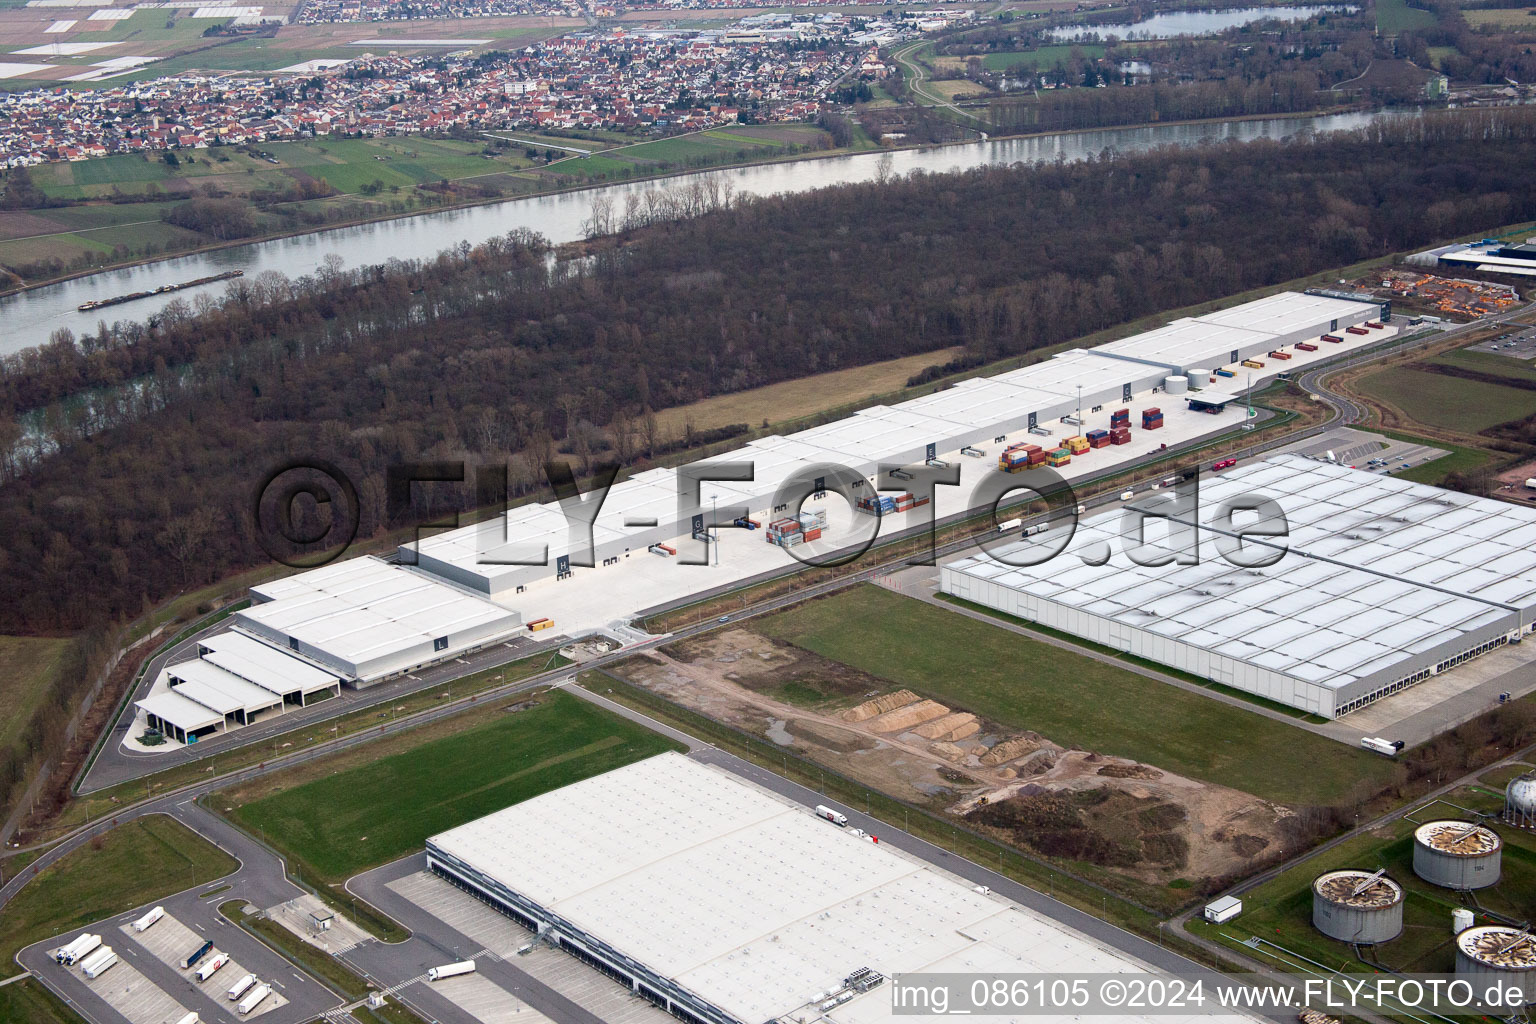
left=1413, top=821, right=1501, bottom=889
left=1164, top=375, right=1189, bottom=395
left=1312, top=870, right=1404, bottom=944
left=1506, top=771, right=1536, bottom=830
left=1456, top=926, right=1536, bottom=1007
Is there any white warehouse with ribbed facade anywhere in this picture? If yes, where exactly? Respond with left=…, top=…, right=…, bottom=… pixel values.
left=942, top=455, right=1536, bottom=719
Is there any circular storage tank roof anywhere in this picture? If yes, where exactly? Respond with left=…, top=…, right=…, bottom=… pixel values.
left=1510, top=773, right=1536, bottom=815
left=1458, top=927, right=1536, bottom=970
left=1313, top=870, right=1404, bottom=909
left=1416, top=821, right=1503, bottom=857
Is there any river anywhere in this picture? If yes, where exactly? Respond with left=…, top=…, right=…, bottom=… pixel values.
left=0, top=109, right=1397, bottom=355
left=1046, top=4, right=1357, bottom=41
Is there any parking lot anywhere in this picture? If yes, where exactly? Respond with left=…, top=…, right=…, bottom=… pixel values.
left=21, top=893, right=335, bottom=1024
left=1471, top=325, right=1536, bottom=359
left=1278, top=428, right=1448, bottom=475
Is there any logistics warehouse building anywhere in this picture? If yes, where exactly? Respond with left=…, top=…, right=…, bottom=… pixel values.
left=942, top=455, right=1536, bottom=718
left=405, top=291, right=1389, bottom=599
left=426, top=753, right=1254, bottom=1024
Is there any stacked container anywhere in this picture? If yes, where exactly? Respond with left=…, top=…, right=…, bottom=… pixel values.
left=1346, top=326, right=1369, bottom=336
left=1295, top=342, right=1318, bottom=352
left=1086, top=429, right=1110, bottom=449
left=1046, top=448, right=1071, bottom=467
left=1141, top=407, right=1162, bottom=430
left=999, top=443, right=1042, bottom=473
left=1111, top=425, right=1132, bottom=444
left=1215, top=368, right=1236, bottom=378
left=767, top=518, right=803, bottom=545
left=1241, top=358, right=1265, bottom=369
left=1268, top=350, right=1292, bottom=360
left=1321, top=333, right=1344, bottom=343
left=1110, top=408, right=1130, bottom=430
left=854, top=495, right=896, bottom=516
left=1066, top=436, right=1089, bottom=455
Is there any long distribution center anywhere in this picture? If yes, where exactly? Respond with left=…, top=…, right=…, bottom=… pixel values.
left=941, top=454, right=1536, bottom=718
left=405, top=291, right=1389, bottom=599
left=427, top=752, right=1255, bottom=1024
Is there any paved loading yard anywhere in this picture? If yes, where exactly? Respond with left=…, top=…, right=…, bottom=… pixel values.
left=65, top=953, right=190, bottom=1024
left=342, top=860, right=674, bottom=1024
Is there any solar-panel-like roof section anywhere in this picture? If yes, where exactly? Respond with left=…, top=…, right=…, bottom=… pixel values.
left=1095, top=317, right=1280, bottom=370
left=429, top=753, right=1255, bottom=1024
left=135, top=690, right=223, bottom=732
left=1190, top=291, right=1378, bottom=336
left=947, top=454, right=1536, bottom=694
left=167, top=660, right=282, bottom=715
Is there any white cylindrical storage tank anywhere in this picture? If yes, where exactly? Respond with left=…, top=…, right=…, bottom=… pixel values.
left=1453, top=908, right=1475, bottom=935
left=1312, top=870, right=1404, bottom=943
left=1164, top=375, right=1189, bottom=395
left=1189, top=368, right=1209, bottom=383
left=1456, top=927, right=1536, bottom=1007
left=1507, top=771, right=1536, bottom=830
left=1414, top=821, right=1502, bottom=889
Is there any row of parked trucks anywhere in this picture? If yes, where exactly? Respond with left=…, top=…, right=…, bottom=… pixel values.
left=54, top=908, right=271, bottom=1016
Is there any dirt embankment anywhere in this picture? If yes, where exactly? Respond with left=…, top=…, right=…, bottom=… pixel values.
left=613, top=629, right=1289, bottom=888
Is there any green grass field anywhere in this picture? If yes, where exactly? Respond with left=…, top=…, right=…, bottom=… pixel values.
left=223, top=689, right=682, bottom=880
left=0, top=636, right=71, bottom=755
left=0, top=814, right=237, bottom=978
left=1356, top=365, right=1536, bottom=433
left=1376, top=0, right=1439, bottom=32
left=1188, top=800, right=1536, bottom=976
left=981, top=44, right=1105, bottom=71
left=756, top=586, right=1396, bottom=805
left=0, top=977, right=86, bottom=1024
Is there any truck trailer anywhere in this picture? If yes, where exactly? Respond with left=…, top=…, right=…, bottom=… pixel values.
left=237, top=983, right=272, bottom=1016
left=196, top=953, right=230, bottom=981
left=80, top=947, right=117, bottom=979
left=173, top=1013, right=200, bottom=1024
left=427, top=959, right=477, bottom=981
left=181, top=939, right=214, bottom=970
left=132, top=906, right=165, bottom=933
left=55, top=933, right=99, bottom=965
left=227, top=973, right=257, bottom=1001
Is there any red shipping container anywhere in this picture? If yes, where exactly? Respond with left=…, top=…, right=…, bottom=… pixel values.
left=802, top=528, right=822, bottom=541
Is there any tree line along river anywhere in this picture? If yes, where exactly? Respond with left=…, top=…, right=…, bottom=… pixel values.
left=0, top=110, right=1397, bottom=356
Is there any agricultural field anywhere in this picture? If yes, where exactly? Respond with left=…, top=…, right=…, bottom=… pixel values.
left=0, top=814, right=237, bottom=977
left=1376, top=0, right=1439, bottom=32
left=653, top=345, right=965, bottom=437
left=755, top=585, right=1395, bottom=806
left=217, top=689, right=682, bottom=881
left=1464, top=7, right=1536, bottom=28
left=979, top=44, right=1105, bottom=71
left=1355, top=365, right=1536, bottom=434
left=0, top=636, right=71, bottom=756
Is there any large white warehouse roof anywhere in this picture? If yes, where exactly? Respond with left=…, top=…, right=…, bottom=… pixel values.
left=236, top=557, right=521, bottom=682
left=427, top=753, right=1253, bottom=1024
left=942, top=455, right=1534, bottom=717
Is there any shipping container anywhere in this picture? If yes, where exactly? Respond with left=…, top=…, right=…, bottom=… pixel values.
left=528, top=618, right=554, bottom=632
left=802, top=528, right=822, bottom=541
left=228, top=974, right=257, bottom=1001
left=238, top=983, right=271, bottom=1016
left=181, top=940, right=214, bottom=970
left=1089, top=436, right=1110, bottom=448
left=1066, top=437, right=1089, bottom=454
left=1268, top=351, right=1292, bottom=360
left=1046, top=450, right=1071, bottom=466
left=1346, top=326, right=1369, bottom=336
left=1111, top=431, right=1132, bottom=445
left=173, top=1013, right=200, bottom=1024
left=1366, top=321, right=1384, bottom=329
left=1110, top=408, right=1130, bottom=422
left=1295, top=342, right=1318, bottom=352
left=1321, top=334, right=1344, bottom=343
left=1086, top=429, right=1109, bottom=440
left=1240, top=359, right=1265, bottom=369
left=132, top=907, right=165, bottom=933
left=1215, top=368, right=1237, bottom=377
left=196, top=954, right=229, bottom=982
left=428, top=960, right=477, bottom=982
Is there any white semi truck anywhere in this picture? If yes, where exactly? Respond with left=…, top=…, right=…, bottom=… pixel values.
left=427, top=959, right=477, bottom=981
left=196, top=953, right=230, bottom=981
left=55, top=934, right=99, bottom=965
left=227, top=973, right=257, bottom=1001
left=814, top=805, right=849, bottom=826
left=80, top=946, right=117, bottom=979
left=237, top=982, right=271, bottom=1016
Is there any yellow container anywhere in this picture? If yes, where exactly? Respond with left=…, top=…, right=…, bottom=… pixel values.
left=1047, top=450, right=1071, bottom=467
left=1066, top=436, right=1089, bottom=454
